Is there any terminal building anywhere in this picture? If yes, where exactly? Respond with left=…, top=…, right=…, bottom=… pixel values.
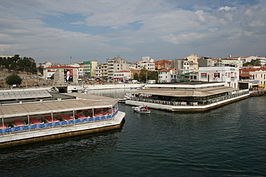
left=126, top=82, right=249, bottom=112
left=0, top=89, right=125, bottom=147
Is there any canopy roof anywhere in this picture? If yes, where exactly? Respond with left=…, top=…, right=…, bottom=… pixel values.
left=134, top=86, right=236, bottom=97
left=0, top=94, right=117, bottom=118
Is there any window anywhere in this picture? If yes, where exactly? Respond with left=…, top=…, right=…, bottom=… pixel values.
left=214, top=73, right=220, bottom=78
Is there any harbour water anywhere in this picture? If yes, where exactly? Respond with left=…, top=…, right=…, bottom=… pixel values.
left=0, top=90, right=266, bottom=177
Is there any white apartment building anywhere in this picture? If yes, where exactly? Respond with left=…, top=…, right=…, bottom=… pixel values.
left=158, top=68, right=177, bottom=83
left=199, top=67, right=239, bottom=88
left=137, top=57, right=155, bottom=71
left=107, top=57, right=129, bottom=79
left=113, top=71, right=131, bottom=82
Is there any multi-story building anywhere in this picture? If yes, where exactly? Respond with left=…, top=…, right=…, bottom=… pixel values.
left=136, top=57, right=155, bottom=71
left=83, top=61, right=98, bottom=78
left=240, top=67, right=266, bottom=87
left=158, top=68, right=177, bottom=83
left=95, top=63, right=108, bottom=79
left=199, top=67, right=239, bottom=88
left=155, top=60, right=172, bottom=70
left=198, top=57, right=219, bottom=67
left=219, top=57, right=243, bottom=68
left=173, top=59, right=190, bottom=74
left=113, top=71, right=131, bottom=82
left=186, top=54, right=200, bottom=72
left=107, top=57, right=129, bottom=79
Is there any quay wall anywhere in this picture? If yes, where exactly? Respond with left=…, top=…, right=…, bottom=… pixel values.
left=250, top=89, right=266, bottom=96
left=126, top=94, right=250, bottom=112
left=0, top=112, right=125, bottom=148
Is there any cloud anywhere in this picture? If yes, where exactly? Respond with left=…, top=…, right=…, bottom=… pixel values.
left=218, top=6, right=235, bottom=11
left=0, top=0, right=266, bottom=62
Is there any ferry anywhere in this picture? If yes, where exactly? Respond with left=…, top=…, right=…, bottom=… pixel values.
left=0, top=89, right=125, bottom=148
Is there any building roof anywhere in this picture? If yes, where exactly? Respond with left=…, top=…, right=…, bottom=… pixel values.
left=240, top=73, right=252, bottom=77
left=0, top=94, right=117, bottom=118
left=134, top=86, right=236, bottom=97
left=0, top=89, right=52, bottom=101
left=240, top=68, right=266, bottom=72
left=155, top=60, right=172, bottom=64
left=46, top=66, right=79, bottom=69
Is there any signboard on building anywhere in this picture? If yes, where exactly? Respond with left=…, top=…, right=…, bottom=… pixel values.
left=64, top=69, right=73, bottom=82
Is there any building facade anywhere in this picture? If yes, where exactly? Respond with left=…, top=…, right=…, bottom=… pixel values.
left=136, top=57, right=155, bottom=71
left=43, top=66, right=79, bottom=85
left=113, top=71, right=131, bottom=82
left=95, top=63, right=108, bottom=79
left=107, top=57, right=129, bottom=79
left=155, top=60, right=172, bottom=70
left=187, top=54, right=200, bottom=73
left=199, top=67, right=239, bottom=88
left=240, top=67, right=266, bottom=87
left=158, top=68, right=177, bottom=83
left=83, top=61, right=98, bottom=78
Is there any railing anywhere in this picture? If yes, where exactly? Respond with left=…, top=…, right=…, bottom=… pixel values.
left=0, top=110, right=118, bottom=135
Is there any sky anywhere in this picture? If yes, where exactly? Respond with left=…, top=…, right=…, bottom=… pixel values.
left=0, top=0, right=266, bottom=63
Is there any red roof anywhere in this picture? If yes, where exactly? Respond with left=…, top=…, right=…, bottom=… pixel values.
left=240, top=73, right=252, bottom=77
left=155, top=60, right=172, bottom=65
left=240, top=68, right=266, bottom=72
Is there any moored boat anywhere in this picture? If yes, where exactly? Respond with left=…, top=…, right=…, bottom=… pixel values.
left=132, top=105, right=151, bottom=114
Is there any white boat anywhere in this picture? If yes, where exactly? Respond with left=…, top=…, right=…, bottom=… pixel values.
left=132, top=106, right=151, bottom=114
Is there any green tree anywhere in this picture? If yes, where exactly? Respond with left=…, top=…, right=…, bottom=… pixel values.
left=37, top=66, right=43, bottom=75
left=5, top=73, right=22, bottom=86
left=133, top=73, right=139, bottom=80
left=139, top=68, right=148, bottom=82
left=148, top=71, right=158, bottom=81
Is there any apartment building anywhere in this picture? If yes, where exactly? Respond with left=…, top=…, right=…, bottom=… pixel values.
left=240, top=67, right=266, bottom=86
left=199, top=67, right=239, bottom=88
left=136, top=57, right=155, bottom=71
left=83, top=61, right=98, bottom=78
left=95, top=63, right=108, bottom=79
left=107, top=57, right=129, bottom=79
left=113, top=70, right=131, bottom=82
left=158, top=68, right=177, bottom=83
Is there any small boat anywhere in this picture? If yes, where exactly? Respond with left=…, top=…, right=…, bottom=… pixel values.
left=132, top=106, right=151, bottom=114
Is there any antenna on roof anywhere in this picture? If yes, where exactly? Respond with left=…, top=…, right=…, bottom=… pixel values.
left=69, top=56, right=72, bottom=64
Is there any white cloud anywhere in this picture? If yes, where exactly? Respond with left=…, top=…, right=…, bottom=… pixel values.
left=0, top=0, right=266, bottom=61
left=218, top=6, right=234, bottom=12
